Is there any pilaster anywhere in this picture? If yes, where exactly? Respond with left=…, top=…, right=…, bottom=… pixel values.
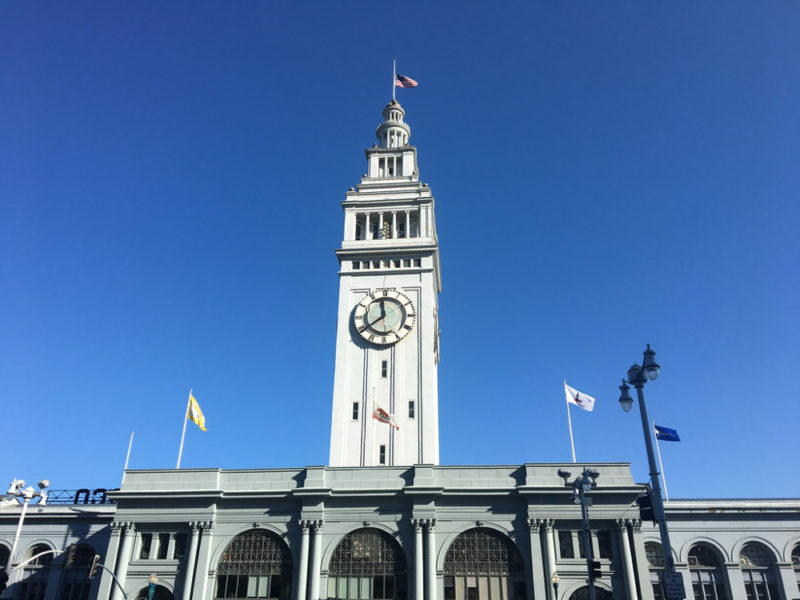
left=629, top=520, right=655, bottom=600
left=616, top=519, right=637, bottom=600
left=98, top=522, right=123, bottom=600
left=110, top=522, right=135, bottom=600
left=308, top=520, right=323, bottom=600
left=182, top=522, right=200, bottom=600
left=191, top=521, right=215, bottom=600
left=528, top=519, right=546, bottom=600
left=295, top=521, right=310, bottom=600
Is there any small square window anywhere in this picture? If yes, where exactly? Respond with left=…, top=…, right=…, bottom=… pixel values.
left=393, top=260, right=400, bottom=268
left=383, top=260, right=390, bottom=267
left=408, top=401, right=415, bottom=419
left=379, top=445, right=386, bottom=465
left=362, top=262, right=370, bottom=269
left=413, top=258, right=421, bottom=267
left=352, top=261, right=360, bottom=270
left=402, top=259, right=411, bottom=267
left=372, top=261, right=380, bottom=268
left=352, top=402, right=359, bottom=420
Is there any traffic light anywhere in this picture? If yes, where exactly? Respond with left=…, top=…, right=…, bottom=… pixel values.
left=89, top=555, right=102, bottom=579
left=637, top=493, right=656, bottom=523
left=590, top=560, right=602, bottom=580
left=0, top=571, right=9, bottom=594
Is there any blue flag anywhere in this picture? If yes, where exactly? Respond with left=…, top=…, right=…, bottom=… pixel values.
left=654, top=424, right=680, bottom=442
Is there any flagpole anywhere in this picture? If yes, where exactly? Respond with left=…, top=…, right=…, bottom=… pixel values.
left=565, top=379, right=576, bottom=463
left=122, top=431, right=134, bottom=484
left=176, top=389, right=191, bottom=469
left=392, top=58, right=396, bottom=100
left=653, top=421, right=670, bottom=501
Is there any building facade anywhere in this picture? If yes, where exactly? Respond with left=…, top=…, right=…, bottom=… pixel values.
left=2, top=101, right=799, bottom=600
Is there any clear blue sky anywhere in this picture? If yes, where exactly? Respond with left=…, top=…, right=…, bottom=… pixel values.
left=2, top=2, right=798, bottom=498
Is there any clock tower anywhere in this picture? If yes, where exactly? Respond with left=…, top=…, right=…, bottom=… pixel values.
left=329, top=99, right=441, bottom=467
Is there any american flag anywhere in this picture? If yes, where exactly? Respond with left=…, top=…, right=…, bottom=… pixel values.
left=395, top=74, right=418, bottom=88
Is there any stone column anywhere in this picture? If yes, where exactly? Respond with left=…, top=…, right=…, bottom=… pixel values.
left=296, top=521, right=310, bottom=600
left=425, top=520, right=436, bottom=600
left=365, top=213, right=371, bottom=240
left=167, top=533, right=176, bottom=561
left=309, top=520, right=323, bottom=600
left=191, top=521, right=215, bottom=600
left=777, top=563, right=798, bottom=600
left=110, top=523, right=135, bottom=600
left=150, top=533, right=161, bottom=561
left=182, top=522, right=200, bottom=600
left=42, top=552, right=66, bottom=600
left=528, top=520, right=546, bottom=600
left=617, top=520, right=637, bottom=600
left=98, top=522, right=124, bottom=600
left=725, top=563, right=746, bottom=600
left=412, top=519, right=424, bottom=600
left=391, top=212, right=398, bottom=240
left=629, top=520, right=655, bottom=600
left=543, top=520, right=556, bottom=600
left=378, top=213, right=384, bottom=238
left=405, top=211, right=410, bottom=239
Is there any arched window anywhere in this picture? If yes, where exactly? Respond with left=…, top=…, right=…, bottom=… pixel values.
left=60, top=545, right=95, bottom=600
left=0, top=545, right=9, bottom=574
left=16, top=544, right=53, bottom=600
left=327, top=528, right=407, bottom=600
left=646, top=542, right=666, bottom=600
left=740, top=543, right=779, bottom=600
left=443, top=527, right=526, bottom=600
left=567, top=587, right=614, bottom=600
left=792, top=543, right=800, bottom=593
left=688, top=544, right=727, bottom=600
left=215, top=529, right=292, bottom=600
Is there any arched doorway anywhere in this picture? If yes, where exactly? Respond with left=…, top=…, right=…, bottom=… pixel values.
left=443, top=527, right=526, bottom=600
left=326, top=527, right=408, bottom=599
left=567, top=586, right=613, bottom=600
left=215, top=529, right=293, bottom=600
left=135, top=585, right=174, bottom=600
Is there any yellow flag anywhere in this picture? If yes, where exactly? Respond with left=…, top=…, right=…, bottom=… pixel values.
left=187, top=393, right=206, bottom=432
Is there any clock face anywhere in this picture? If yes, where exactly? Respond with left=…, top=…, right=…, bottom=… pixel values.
left=354, top=289, right=416, bottom=345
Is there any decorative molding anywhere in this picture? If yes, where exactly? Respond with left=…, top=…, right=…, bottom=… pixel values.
left=528, top=519, right=542, bottom=533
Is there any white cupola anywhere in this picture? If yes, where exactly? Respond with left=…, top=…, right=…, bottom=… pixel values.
left=376, top=99, right=411, bottom=148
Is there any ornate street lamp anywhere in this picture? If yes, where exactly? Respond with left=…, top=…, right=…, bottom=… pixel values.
left=3, top=479, right=49, bottom=574
left=618, top=345, right=684, bottom=600
left=147, top=574, right=158, bottom=600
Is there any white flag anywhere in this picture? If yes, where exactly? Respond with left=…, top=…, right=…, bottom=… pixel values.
left=564, top=381, right=596, bottom=412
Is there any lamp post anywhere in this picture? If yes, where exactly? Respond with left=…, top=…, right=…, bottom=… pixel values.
left=618, top=344, right=684, bottom=600
left=551, top=573, right=560, bottom=600
left=4, top=479, right=49, bottom=573
left=558, top=468, right=600, bottom=600
left=147, top=574, right=158, bottom=600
